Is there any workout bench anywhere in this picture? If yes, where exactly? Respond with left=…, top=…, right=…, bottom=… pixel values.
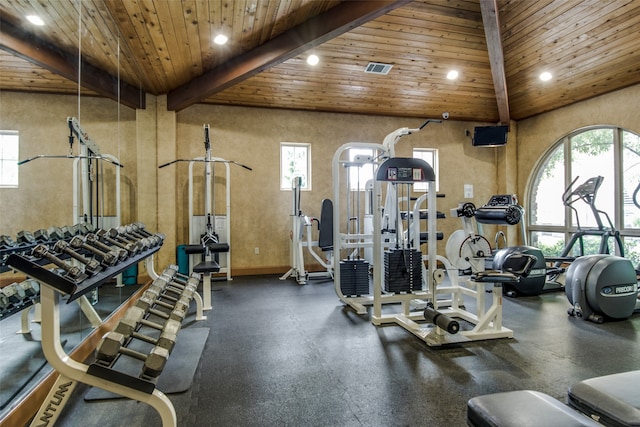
left=468, top=370, right=640, bottom=427
left=184, top=241, right=229, bottom=311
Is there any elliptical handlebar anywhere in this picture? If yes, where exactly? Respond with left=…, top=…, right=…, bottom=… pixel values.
left=562, top=176, right=603, bottom=206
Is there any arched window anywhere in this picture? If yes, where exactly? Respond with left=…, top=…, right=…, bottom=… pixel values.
left=527, top=126, right=640, bottom=266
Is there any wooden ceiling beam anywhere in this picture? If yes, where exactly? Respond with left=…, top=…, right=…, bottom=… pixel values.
left=480, top=0, right=510, bottom=124
left=0, top=18, right=145, bottom=110
left=167, top=0, right=412, bottom=112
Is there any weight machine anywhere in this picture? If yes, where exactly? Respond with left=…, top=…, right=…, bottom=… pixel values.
left=445, top=195, right=550, bottom=297
left=371, top=158, right=524, bottom=346
left=332, top=120, right=440, bottom=314
left=160, top=125, right=251, bottom=308
left=280, top=177, right=333, bottom=285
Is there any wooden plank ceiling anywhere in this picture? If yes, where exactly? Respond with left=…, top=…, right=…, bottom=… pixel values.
left=0, top=0, right=639, bottom=122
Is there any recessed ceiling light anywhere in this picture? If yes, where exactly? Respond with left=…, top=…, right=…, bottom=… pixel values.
left=540, top=71, right=552, bottom=81
left=26, top=15, right=44, bottom=26
left=307, top=54, right=319, bottom=66
left=447, top=70, right=459, bottom=80
left=214, top=34, right=228, bottom=45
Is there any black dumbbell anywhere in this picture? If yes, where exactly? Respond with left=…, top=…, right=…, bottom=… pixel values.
left=70, top=236, right=118, bottom=266
left=85, top=233, right=128, bottom=261
left=32, top=244, right=88, bottom=282
left=53, top=240, right=102, bottom=275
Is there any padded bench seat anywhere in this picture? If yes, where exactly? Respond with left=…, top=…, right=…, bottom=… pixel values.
left=193, top=261, right=220, bottom=274
left=468, top=390, right=601, bottom=427
left=568, top=370, right=640, bottom=427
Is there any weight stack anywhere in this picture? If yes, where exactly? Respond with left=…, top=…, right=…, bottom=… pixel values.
left=384, top=249, right=423, bottom=293
left=340, top=259, right=370, bottom=296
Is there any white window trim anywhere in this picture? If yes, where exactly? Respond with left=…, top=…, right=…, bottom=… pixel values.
left=0, top=130, right=19, bottom=188
left=413, top=147, right=439, bottom=192
left=280, top=142, right=312, bottom=191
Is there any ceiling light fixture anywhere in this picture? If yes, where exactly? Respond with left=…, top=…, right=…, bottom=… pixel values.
left=307, top=54, right=319, bottom=66
left=214, top=34, right=228, bottom=45
left=26, top=15, right=45, bottom=26
left=447, top=70, right=459, bottom=80
left=540, top=71, right=552, bottom=81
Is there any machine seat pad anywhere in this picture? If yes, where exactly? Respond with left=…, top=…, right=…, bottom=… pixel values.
left=193, top=261, right=220, bottom=273
left=471, top=271, right=518, bottom=283
left=468, top=390, right=602, bottom=427
left=184, top=244, right=205, bottom=254
left=568, top=370, right=640, bottom=427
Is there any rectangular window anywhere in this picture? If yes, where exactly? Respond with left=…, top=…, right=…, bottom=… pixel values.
left=413, top=148, right=438, bottom=191
left=280, top=143, right=311, bottom=190
left=0, top=131, right=19, bottom=188
left=348, top=148, right=374, bottom=191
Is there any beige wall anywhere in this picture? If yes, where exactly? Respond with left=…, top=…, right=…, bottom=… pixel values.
left=175, top=105, right=501, bottom=273
left=3, top=84, right=638, bottom=274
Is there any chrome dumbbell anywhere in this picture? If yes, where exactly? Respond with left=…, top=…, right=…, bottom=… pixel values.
left=86, top=233, right=128, bottom=261
left=70, top=236, right=118, bottom=266
left=97, top=228, right=139, bottom=255
left=32, top=244, right=88, bottom=282
left=53, top=240, right=102, bottom=275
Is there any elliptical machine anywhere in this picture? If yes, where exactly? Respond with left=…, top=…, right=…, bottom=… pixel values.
left=563, top=176, right=638, bottom=323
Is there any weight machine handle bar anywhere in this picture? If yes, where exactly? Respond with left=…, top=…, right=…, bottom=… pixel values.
left=158, top=158, right=252, bottom=170
left=418, top=118, right=442, bottom=130
left=17, top=154, right=124, bottom=168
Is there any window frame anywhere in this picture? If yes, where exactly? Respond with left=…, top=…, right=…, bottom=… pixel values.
left=526, top=126, right=640, bottom=262
left=0, top=130, right=19, bottom=188
left=412, top=147, right=439, bottom=192
left=280, top=142, right=311, bottom=191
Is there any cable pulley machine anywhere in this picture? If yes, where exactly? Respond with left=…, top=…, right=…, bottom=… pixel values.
left=19, top=117, right=123, bottom=229
left=159, top=125, right=251, bottom=308
left=332, top=119, right=441, bottom=314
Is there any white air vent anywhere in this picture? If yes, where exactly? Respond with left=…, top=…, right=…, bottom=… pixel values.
left=364, top=62, right=393, bottom=75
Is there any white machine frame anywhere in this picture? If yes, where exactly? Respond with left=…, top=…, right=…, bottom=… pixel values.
left=280, top=177, right=333, bottom=285
left=332, top=120, right=441, bottom=314
left=370, top=170, right=513, bottom=346
left=187, top=155, right=232, bottom=282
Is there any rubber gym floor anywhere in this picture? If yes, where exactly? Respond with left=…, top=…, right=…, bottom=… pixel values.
left=36, top=275, right=640, bottom=426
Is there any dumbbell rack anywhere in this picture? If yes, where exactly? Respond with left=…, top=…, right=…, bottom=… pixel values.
left=7, top=245, right=179, bottom=427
